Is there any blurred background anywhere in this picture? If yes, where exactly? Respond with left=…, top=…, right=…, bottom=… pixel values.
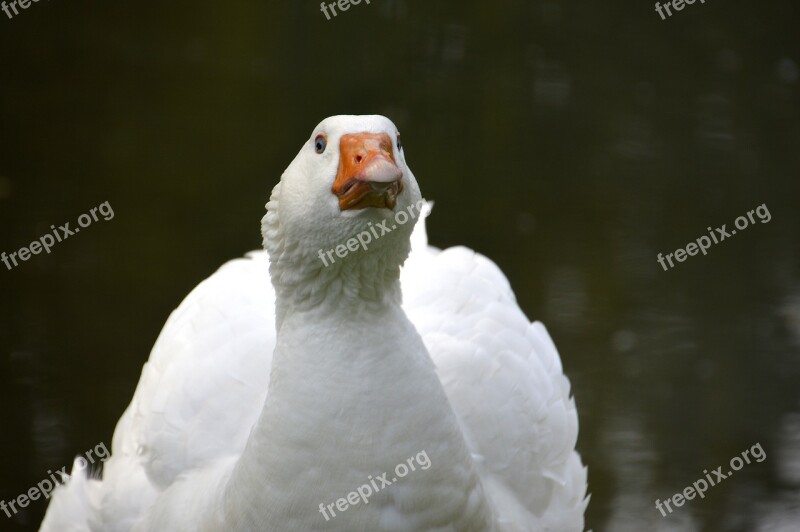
left=1, top=1, right=798, bottom=530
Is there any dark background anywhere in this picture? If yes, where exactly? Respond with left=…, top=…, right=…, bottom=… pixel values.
left=1, top=1, right=799, bottom=530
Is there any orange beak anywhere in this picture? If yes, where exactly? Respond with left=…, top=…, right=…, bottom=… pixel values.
left=332, top=133, right=403, bottom=211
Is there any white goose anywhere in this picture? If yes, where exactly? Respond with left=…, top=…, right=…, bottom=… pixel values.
left=41, top=115, right=588, bottom=531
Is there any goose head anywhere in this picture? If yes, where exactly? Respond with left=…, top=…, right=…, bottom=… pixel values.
left=262, top=115, right=424, bottom=309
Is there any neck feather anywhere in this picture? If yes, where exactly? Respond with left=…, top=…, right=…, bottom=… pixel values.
left=261, top=182, right=408, bottom=328
left=221, top=184, right=493, bottom=529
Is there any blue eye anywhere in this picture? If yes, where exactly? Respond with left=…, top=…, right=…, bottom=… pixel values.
left=315, top=135, right=327, bottom=154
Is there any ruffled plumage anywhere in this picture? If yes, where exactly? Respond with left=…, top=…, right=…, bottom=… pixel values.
left=41, top=115, right=588, bottom=532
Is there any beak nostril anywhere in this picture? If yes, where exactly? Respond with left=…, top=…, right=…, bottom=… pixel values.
left=355, top=154, right=363, bottom=164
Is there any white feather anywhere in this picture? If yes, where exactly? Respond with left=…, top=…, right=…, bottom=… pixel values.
left=41, top=116, right=587, bottom=531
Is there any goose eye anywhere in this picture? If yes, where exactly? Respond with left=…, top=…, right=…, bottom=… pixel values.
left=314, top=135, right=327, bottom=154
left=396, top=133, right=402, bottom=151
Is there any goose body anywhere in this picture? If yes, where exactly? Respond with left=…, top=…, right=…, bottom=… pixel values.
left=41, top=115, right=588, bottom=531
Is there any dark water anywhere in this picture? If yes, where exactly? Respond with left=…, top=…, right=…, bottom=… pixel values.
left=1, top=1, right=798, bottom=530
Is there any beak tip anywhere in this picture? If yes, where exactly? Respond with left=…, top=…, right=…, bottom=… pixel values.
left=357, top=158, right=403, bottom=184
